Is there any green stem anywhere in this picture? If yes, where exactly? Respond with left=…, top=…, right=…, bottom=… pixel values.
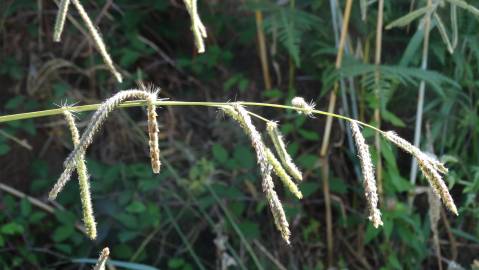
left=0, top=100, right=383, bottom=133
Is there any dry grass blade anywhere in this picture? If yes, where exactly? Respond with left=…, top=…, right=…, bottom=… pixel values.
left=350, top=121, right=382, bottom=228
left=62, top=109, right=97, bottom=240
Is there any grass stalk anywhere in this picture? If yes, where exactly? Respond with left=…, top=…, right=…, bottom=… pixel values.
left=409, top=0, right=433, bottom=193
left=254, top=9, right=272, bottom=90
left=374, top=0, right=384, bottom=201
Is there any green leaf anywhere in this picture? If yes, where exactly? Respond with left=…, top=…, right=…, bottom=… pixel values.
left=382, top=110, right=406, bottom=127
left=126, top=201, right=146, bottom=213
left=298, top=129, right=320, bottom=141
left=364, top=223, right=381, bottom=244
left=52, top=225, right=74, bottom=242
left=1, top=222, right=24, bottom=235
left=212, top=144, right=228, bottom=164
left=0, top=144, right=10, bottom=155
left=386, top=6, right=432, bottom=30
left=238, top=221, right=260, bottom=239
left=20, top=198, right=31, bottom=216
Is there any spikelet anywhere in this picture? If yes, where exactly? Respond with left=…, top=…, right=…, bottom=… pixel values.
left=53, top=0, right=71, bottom=42
left=145, top=90, right=161, bottom=174
left=350, top=121, right=383, bottom=228
left=222, top=104, right=290, bottom=243
left=70, top=0, right=122, bottom=82
left=383, top=131, right=457, bottom=215
left=50, top=90, right=159, bottom=200
left=265, top=148, right=303, bottom=199
left=62, top=109, right=97, bottom=239
left=291, top=96, right=315, bottom=116
left=266, top=121, right=303, bottom=181
left=93, top=247, right=110, bottom=270
left=183, top=0, right=207, bottom=53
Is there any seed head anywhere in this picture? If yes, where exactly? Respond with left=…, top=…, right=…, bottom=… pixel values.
left=351, top=121, right=382, bottom=228
left=266, top=121, right=303, bottom=181
left=265, top=148, right=303, bottom=199
left=383, top=131, right=457, bottom=215
left=291, top=97, right=315, bottom=116
left=93, top=247, right=110, bottom=270
left=222, top=104, right=291, bottom=243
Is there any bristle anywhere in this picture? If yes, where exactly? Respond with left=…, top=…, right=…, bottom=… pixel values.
left=291, top=97, right=315, bottom=116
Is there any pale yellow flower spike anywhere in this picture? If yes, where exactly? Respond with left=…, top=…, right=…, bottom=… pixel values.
left=63, top=109, right=97, bottom=240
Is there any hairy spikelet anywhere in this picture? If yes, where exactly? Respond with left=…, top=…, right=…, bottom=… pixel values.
left=183, top=0, right=207, bottom=53
left=62, top=109, right=97, bottom=239
left=70, top=0, right=122, bottom=82
left=383, top=131, right=457, bottom=215
left=50, top=90, right=160, bottom=200
left=93, top=247, right=110, bottom=270
left=146, top=91, right=161, bottom=174
left=291, top=96, right=315, bottom=116
left=222, top=104, right=290, bottom=243
left=266, top=121, right=303, bottom=181
left=265, top=148, right=303, bottom=199
left=53, top=0, right=71, bottom=42
left=350, top=121, right=382, bottom=228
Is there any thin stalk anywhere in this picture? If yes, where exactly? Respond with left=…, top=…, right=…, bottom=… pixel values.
left=164, top=206, right=207, bottom=270
left=374, top=0, right=384, bottom=200
left=0, top=100, right=383, bottom=133
left=320, top=0, right=353, bottom=266
left=320, top=0, right=353, bottom=156
left=410, top=0, right=433, bottom=190
left=255, top=9, right=272, bottom=90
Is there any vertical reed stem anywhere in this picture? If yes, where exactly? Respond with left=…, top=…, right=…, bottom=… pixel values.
left=320, top=0, right=353, bottom=266
left=409, top=0, right=432, bottom=194
left=374, top=0, right=384, bottom=201
left=255, top=9, right=272, bottom=90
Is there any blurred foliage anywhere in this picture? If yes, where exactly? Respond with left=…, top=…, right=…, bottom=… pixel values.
left=1, top=0, right=479, bottom=269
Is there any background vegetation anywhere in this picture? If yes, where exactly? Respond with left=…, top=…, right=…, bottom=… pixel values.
left=1, top=0, right=478, bottom=269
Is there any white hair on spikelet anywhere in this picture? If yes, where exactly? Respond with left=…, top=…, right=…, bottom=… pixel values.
left=350, top=121, right=383, bottom=228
